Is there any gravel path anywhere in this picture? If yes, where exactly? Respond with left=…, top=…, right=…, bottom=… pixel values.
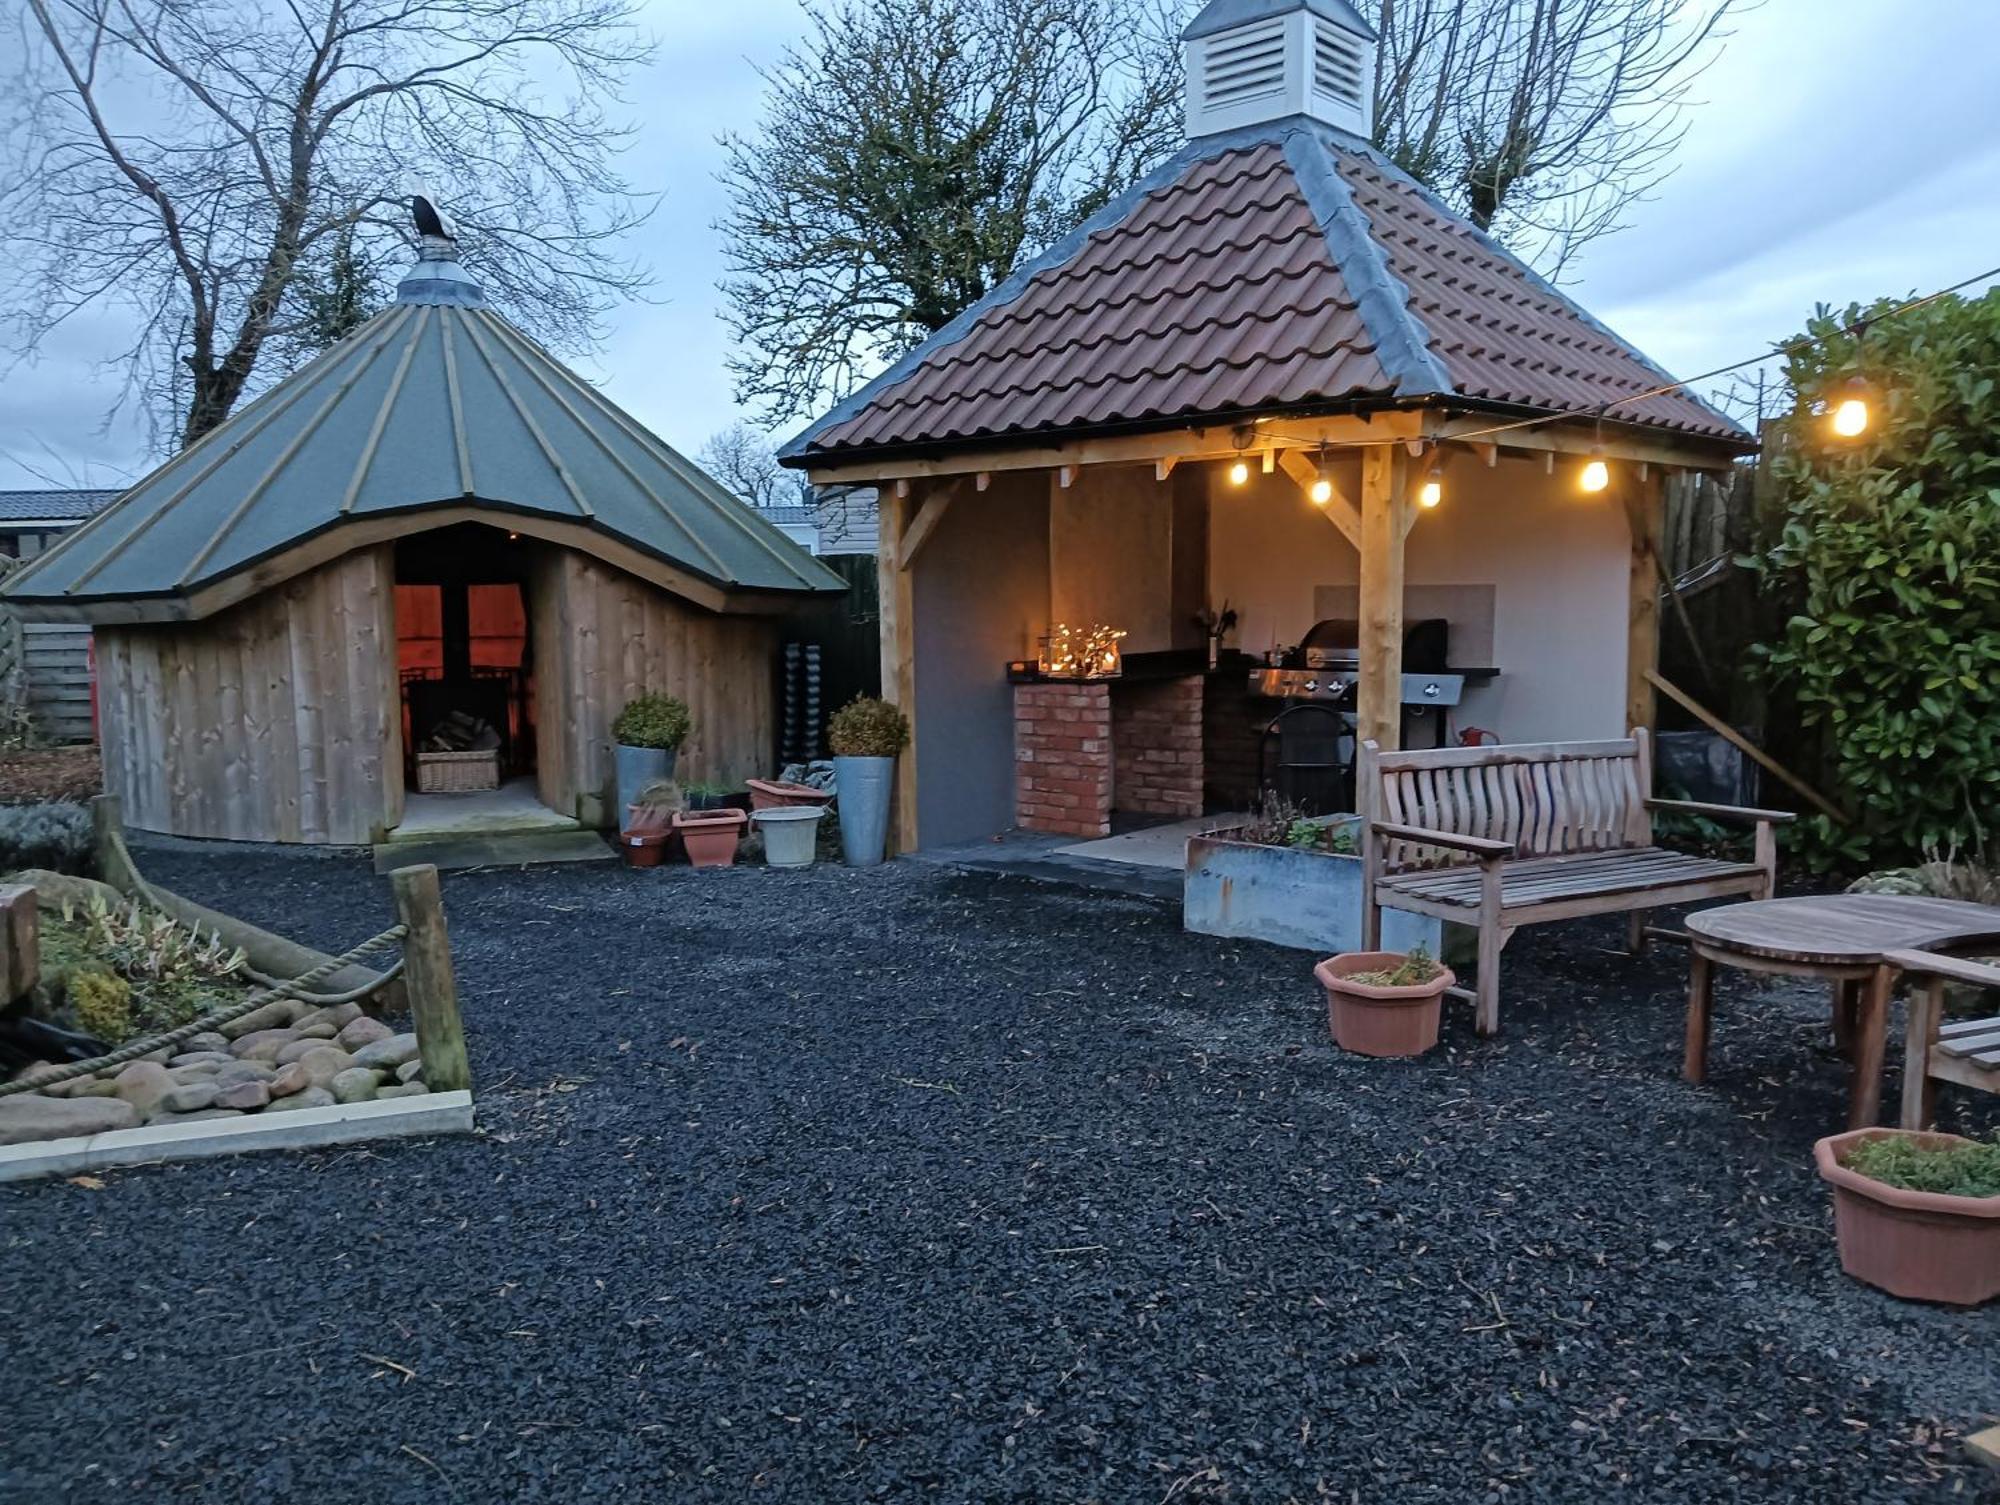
left=4, top=847, right=1997, bottom=1502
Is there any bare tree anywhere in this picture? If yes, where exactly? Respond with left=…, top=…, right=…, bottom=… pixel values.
left=698, top=422, right=810, bottom=509
left=1, top=0, right=653, bottom=451
left=1371, top=0, right=1737, bottom=274
left=717, top=0, right=1184, bottom=423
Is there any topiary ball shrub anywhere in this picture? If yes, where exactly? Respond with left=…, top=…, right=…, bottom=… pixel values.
left=68, top=966, right=133, bottom=1044
left=0, top=801, right=94, bottom=875
left=827, top=697, right=909, bottom=758
left=612, top=693, right=692, bottom=751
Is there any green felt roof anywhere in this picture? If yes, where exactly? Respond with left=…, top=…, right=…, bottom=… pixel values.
left=4, top=245, right=843, bottom=610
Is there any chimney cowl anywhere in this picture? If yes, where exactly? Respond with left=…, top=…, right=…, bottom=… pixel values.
left=1182, top=0, right=1376, bottom=141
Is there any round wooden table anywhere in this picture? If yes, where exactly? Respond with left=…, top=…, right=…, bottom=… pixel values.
left=1683, top=894, right=2000, bottom=1128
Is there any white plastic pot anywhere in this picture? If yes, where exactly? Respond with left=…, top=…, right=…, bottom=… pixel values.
left=753, top=805, right=825, bottom=868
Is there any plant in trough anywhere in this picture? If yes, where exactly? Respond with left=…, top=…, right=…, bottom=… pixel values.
left=1841, top=1132, right=2000, bottom=1199
left=613, top=693, right=693, bottom=751
left=827, top=697, right=909, bottom=757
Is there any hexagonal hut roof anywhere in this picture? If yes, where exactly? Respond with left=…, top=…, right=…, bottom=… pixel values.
left=784, top=118, right=1750, bottom=465
left=4, top=243, right=844, bottom=621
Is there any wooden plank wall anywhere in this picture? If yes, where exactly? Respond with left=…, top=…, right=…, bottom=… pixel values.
left=96, top=548, right=400, bottom=844
left=22, top=623, right=95, bottom=743
left=532, top=550, right=776, bottom=826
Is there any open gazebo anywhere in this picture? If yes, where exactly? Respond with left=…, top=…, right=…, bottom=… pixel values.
left=3, top=232, right=842, bottom=844
left=784, top=0, right=1754, bottom=856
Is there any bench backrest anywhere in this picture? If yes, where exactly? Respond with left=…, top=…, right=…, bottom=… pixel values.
left=1360, top=731, right=1653, bottom=871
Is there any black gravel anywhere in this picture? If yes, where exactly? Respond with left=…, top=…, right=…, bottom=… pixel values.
left=4, top=845, right=1998, bottom=1503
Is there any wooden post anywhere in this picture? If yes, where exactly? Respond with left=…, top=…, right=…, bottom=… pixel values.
left=876, top=483, right=919, bottom=856
left=0, top=885, right=38, bottom=1004
left=1623, top=472, right=1665, bottom=736
left=389, top=863, right=470, bottom=1093
left=1356, top=445, right=1409, bottom=751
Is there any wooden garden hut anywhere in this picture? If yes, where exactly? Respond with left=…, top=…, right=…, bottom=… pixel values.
left=1, top=232, right=843, bottom=844
left=782, top=0, right=1757, bottom=856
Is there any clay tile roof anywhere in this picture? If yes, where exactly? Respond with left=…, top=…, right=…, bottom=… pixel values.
left=786, top=121, right=1748, bottom=461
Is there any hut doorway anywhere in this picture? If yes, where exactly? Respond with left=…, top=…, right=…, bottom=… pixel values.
left=392, top=523, right=567, bottom=831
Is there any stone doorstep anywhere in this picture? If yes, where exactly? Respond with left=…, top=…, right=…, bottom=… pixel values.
left=0, top=1091, right=475, bottom=1184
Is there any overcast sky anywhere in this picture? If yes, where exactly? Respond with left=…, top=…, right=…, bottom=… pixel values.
left=4, top=0, right=1998, bottom=491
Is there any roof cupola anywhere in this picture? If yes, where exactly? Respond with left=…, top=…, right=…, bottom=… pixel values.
left=1181, top=0, right=1376, bottom=140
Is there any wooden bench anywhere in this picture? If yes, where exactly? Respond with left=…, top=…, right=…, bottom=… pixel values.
left=1884, top=949, right=2000, bottom=1130
left=1358, top=730, right=1792, bottom=1035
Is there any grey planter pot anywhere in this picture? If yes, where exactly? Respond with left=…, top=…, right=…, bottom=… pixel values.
left=615, top=743, right=678, bottom=825
left=833, top=755, right=895, bottom=866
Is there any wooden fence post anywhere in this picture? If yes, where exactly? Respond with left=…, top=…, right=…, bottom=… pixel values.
left=389, top=864, right=470, bottom=1093
left=0, top=885, right=38, bottom=1004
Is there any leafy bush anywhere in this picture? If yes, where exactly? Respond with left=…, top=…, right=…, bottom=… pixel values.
left=0, top=801, right=94, bottom=874
left=612, top=693, right=692, bottom=750
left=1842, top=1133, right=2000, bottom=1199
left=69, top=966, right=132, bottom=1043
left=1747, top=288, right=2000, bottom=868
left=827, top=696, right=909, bottom=757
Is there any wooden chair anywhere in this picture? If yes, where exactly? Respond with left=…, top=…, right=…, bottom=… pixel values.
left=1359, top=729, right=1792, bottom=1035
left=1883, top=950, right=2000, bottom=1129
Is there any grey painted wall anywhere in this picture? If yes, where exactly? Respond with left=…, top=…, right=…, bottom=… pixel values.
left=913, top=472, right=1050, bottom=847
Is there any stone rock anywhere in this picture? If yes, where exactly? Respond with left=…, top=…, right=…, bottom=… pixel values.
left=187, top=1031, right=230, bottom=1053
left=336, top=1016, right=394, bottom=1051
left=169, top=1051, right=233, bottom=1069
left=294, top=1021, right=338, bottom=1040
left=265, top=1086, right=336, bottom=1113
left=330, top=1067, right=380, bottom=1105
left=13, top=868, right=125, bottom=914
left=231, top=1028, right=299, bottom=1061
left=275, top=1038, right=327, bottom=1065
left=112, top=1061, right=175, bottom=1118
left=375, top=1082, right=430, bottom=1100
left=8, top=1060, right=53, bottom=1085
left=75, top=1079, right=122, bottom=1099
left=0, top=1093, right=140, bottom=1145
left=34, top=1076, right=90, bottom=1099
left=137, top=1046, right=173, bottom=1065
left=213, top=1080, right=271, bottom=1111
left=298, top=1047, right=354, bottom=1089
left=158, top=1107, right=247, bottom=1123
left=219, top=1001, right=295, bottom=1040
left=395, top=1059, right=426, bottom=1084
left=351, top=1033, right=420, bottom=1071
left=298, top=1002, right=364, bottom=1032
left=168, top=1064, right=224, bottom=1085
left=268, top=1062, right=310, bottom=1099
left=162, top=1082, right=221, bottom=1113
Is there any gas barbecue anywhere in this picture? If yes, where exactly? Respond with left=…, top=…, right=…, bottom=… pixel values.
left=1248, top=618, right=1471, bottom=748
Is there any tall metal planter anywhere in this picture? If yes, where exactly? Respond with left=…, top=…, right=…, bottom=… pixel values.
left=833, top=755, right=894, bottom=866
left=615, top=744, right=677, bottom=826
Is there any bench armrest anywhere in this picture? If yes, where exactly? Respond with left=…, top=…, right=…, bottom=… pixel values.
left=1883, top=950, right=2000, bottom=989
left=1368, top=821, right=1513, bottom=861
left=1645, top=798, right=1796, bottom=825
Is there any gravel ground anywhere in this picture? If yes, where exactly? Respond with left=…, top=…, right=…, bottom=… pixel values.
left=4, top=845, right=1998, bottom=1503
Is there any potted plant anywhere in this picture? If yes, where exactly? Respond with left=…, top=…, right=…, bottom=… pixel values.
left=612, top=693, right=692, bottom=818
left=827, top=696, right=909, bottom=868
left=747, top=777, right=834, bottom=812
left=618, top=780, right=679, bottom=867
left=682, top=780, right=748, bottom=813
left=1813, top=1128, right=2000, bottom=1305
left=1314, top=945, right=1455, bottom=1058
left=673, top=807, right=748, bottom=868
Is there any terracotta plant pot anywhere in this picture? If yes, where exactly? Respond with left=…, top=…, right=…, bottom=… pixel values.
left=1814, top=1128, right=2000, bottom=1306
left=747, top=778, right=834, bottom=812
left=625, top=804, right=673, bottom=836
left=1314, top=951, right=1456, bottom=1058
left=619, top=830, right=670, bottom=868
left=673, top=808, right=748, bottom=868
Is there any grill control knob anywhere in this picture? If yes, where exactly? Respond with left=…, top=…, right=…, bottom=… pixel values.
left=1422, top=682, right=1441, bottom=699
left=1303, top=678, right=1318, bottom=693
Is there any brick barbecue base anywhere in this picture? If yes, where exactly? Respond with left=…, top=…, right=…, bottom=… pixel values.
left=1015, top=676, right=1204, bottom=838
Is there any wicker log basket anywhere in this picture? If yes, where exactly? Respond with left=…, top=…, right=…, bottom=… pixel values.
left=416, top=750, right=500, bottom=793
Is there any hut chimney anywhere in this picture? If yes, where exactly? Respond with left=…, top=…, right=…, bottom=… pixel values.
left=1181, top=0, right=1376, bottom=141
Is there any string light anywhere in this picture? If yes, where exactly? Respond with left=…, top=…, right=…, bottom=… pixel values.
left=1228, top=458, right=1250, bottom=486
left=1309, top=445, right=1332, bottom=504
left=1579, top=451, right=1610, bottom=493
left=1829, top=375, right=1871, bottom=438
left=1418, top=460, right=1443, bottom=509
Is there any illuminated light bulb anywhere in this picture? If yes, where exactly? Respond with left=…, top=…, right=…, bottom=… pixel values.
left=1579, top=455, right=1610, bottom=494
left=1309, top=475, right=1332, bottom=506
left=1228, top=460, right=1250, bottom=486
left=1830, top=377, right=1871, bottom=438
left=1419, top=463, right=1443, bottom=509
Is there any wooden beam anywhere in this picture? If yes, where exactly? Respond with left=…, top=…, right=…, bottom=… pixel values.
left=1057, top=465, right=1076, bottom=488
left=1429, top=415, right=1741, bottom=473
left=802, top=410, right=1427, bottom=485
left=390, top=864, right=471, bottom=1094
left=1261, top=448, right=1277, bottom=474
left=974, top=472, right=990, bottom=492
left=876, top=487, right=919, bottom=854
left=1623, top=472, right=1665, bottom=734
left=1154, top=457, right=1177, bottom=482
left=1276, top=450, right=1361, bottom=549
left=897, top=486, right=954, bottom=572
left=1646, top=669, right=1850, bottom=824
left=1356, top=445, right=1410, bottom=750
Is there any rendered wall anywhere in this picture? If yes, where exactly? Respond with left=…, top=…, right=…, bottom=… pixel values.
left=1207, top=451, right=1632, bottom=741
left=912, top=472, right=1051, bottom=847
